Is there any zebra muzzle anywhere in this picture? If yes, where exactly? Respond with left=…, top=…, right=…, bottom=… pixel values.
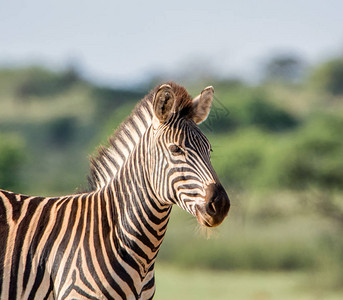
left=196, top=183, right=230, bottom=227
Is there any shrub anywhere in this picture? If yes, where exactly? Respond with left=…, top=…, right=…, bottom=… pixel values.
left=212, top=88, right=298, bottom=133
left=309, top=57, right=343, bottom=96
left=159, top=236, right=317, bottom=271
left=262, top=113, right=343, bottom=190
left=47, top=116, right=78, bottom=147
left=15, top=67, right=80, bottom=98
left=0, top=134, right=26, bottom=191
left=210, top=129, right=269, bottom=189
left=234, top=94, right=298, bottom=132
left=92, top=87, right=145, bottom=119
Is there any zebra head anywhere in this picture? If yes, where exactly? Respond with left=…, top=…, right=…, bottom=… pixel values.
left=148, top=83, right=230, bottom=227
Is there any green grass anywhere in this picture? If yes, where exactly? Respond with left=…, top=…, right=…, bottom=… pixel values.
left=154, top=265, right=343, bottom=300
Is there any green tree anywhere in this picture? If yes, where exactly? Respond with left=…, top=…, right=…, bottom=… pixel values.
left=0, top=134, right=26, bottom=191
left=310, top=57, right=343, bottom=96
left=263, top=114, right=343, bottom=190
left=15, top=66, right=81, bottom=99
left=263, top=54, right=306, bottom=83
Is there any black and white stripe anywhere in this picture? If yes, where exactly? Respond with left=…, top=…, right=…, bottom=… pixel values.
left=0, top=82, right=229, bottom=299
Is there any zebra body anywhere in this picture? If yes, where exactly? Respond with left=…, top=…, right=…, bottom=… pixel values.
left=0, top=83, right=230, bottom=299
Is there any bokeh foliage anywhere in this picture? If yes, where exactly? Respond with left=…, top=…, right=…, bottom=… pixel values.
left=0, top=133, right=25, bottom=191
left=0, top=56, right=342, bottom=294
left=310, top=56, right=343, bottom=95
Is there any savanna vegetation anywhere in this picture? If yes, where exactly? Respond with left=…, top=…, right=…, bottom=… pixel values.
left=0, top=55, right=342, bottom=299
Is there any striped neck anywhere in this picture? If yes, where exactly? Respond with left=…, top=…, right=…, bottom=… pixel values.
left=107, top=134, right=172, bottom=275
left=88, top=93, right=154, bottom=191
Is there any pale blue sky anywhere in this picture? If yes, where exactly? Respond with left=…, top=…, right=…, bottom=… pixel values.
left=1, top=0, right=342, bottom=85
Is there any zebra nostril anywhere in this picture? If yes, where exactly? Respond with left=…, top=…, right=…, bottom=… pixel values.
left=206, top=200, right=216, bottom=216
left=206, top=196, right=227, bottom=216
left=197, top=183, right=230, bottom=227
left=206, top=198, right=219, bottom=216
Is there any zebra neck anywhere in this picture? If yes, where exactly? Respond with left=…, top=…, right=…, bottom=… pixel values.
left=88, top=95, right=154, bottom=191
left=108, top=149, right=172, bottom=275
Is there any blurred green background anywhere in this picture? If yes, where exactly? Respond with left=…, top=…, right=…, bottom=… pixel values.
left=0, top=55, right=342, bottom=299
left=2, top=1, right=343, bottom=298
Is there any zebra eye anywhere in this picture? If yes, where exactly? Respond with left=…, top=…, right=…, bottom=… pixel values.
left=169, top=144, right=184, bottom=155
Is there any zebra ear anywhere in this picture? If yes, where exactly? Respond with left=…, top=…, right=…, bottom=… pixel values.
left=191, top=86, right=214, bottom=124
left=153, top=84, right=176, bottom=125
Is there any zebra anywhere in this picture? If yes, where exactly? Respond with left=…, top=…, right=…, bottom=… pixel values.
left=0, top=82, right=230, bottom=299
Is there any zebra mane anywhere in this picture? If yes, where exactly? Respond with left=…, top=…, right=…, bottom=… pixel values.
left=88, top=82, right=193, bottom=191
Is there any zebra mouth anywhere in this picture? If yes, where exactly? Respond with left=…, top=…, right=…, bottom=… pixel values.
left=195, top=208, right=228, bottom=227
left=195, top=209, right=215, bottom=227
